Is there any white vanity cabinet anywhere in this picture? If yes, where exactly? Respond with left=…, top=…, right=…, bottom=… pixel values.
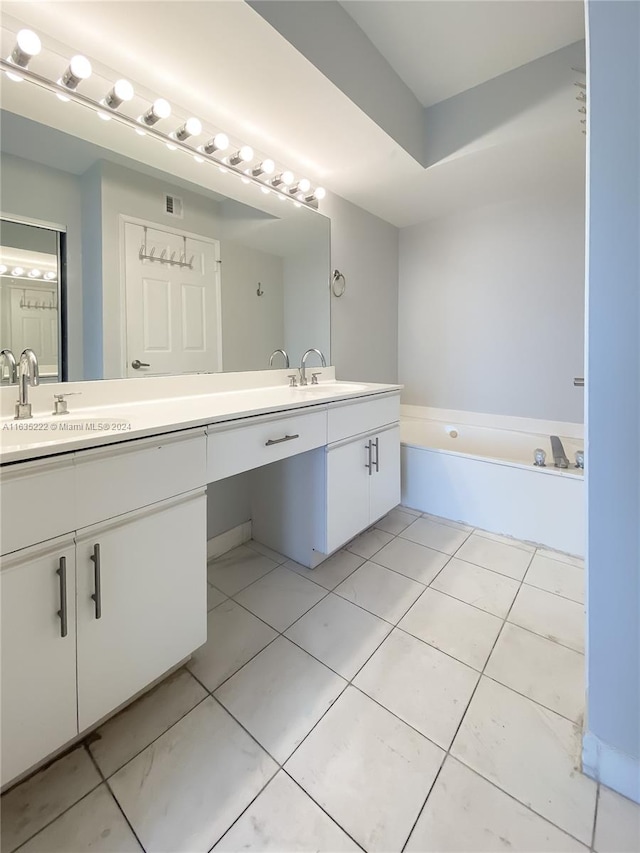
left=0, top=536, right=78, bottom=787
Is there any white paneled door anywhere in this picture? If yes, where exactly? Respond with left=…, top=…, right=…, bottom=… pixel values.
left=124, top=222, right=221, bottom=377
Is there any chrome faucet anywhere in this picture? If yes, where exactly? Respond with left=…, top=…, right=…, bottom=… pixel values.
left=550, top=435, right=570, bottom=469
left=0, top=349, right=18, bottom=384
left=15, top=348, right=39, bottom=419
left=269, top=349, right=290, bottom=368
left=300, top=348, right=326, bottom=386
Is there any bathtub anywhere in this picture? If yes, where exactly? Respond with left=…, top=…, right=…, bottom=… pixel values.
left=400, top=409, right=585, bottom=557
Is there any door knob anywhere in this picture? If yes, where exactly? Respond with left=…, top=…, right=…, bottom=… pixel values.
left=131, top=359, right=150, bottom=370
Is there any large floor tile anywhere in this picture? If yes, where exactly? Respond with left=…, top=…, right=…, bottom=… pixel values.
left=286, top=686, right=444, bottom=853
left=374, top=507, right=415, bottom=535
left=354, top=629, right=479, bottom=748
left=346, top=527, right=394, bottom=559
left=473, top=529, right=536, bottom=553
left=399, top=588, right=503, bottom=670
left=371, top=536, right=449, bottom=584
left=594, top=785, right=640, bottom=852
left=16, top=785, right=142, bottom=853
left=214, top=771, right=360, bottom=852
left=486, top=623, right=585, bottom=722
left=508, top=585, right=584, bottom=652
left=207, top=583, right=227, bottom=612
left=215, top=637, right=346, bottom=763
left=400, top=517, right=470, bottom=554
left=1, top=746, right=101, bottom=853
left=207, top=545, right=278, bottom=596
left=187, top=600, right=277, bottom=691
left=245, top=539, right=288, bottom=564
left=89, top=669, right=207, bottom=777
left=431, top=557, right=520, bottom=618
left=285, top=593, right=392, bottom=679
left=234, top=566, right=326, bottom=632
left=284, top=550, right=365, bottom=590
left=455, top=533, right=533, bottom=579
left=406, top=756, right=587, bottom=852
left=335, top=561, right=425, bottom=623
left=525, top=553, right=584, bottom=604
left=109, top=697, right=277, bottom=853
left=451, top=678, right=597, bottom=844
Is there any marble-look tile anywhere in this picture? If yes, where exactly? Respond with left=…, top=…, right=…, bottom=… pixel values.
left=187, top=600, right=277, bottom=691
left=109, top=697, right=277, bottom=853
left=284, top=550, right=365, bottom=591
left=455, top=533, right=533, bottom=580
left=207, top=545, right=277, bottom=596
left=346, top=527, right=394, bottom=560
left=354, top=629, right=479, bottom=748
left=335, top=561, right=425, bottom=623
left=374, top=508, right=415, bottom=535
left=0, top=747, right=101, bottom=853
left=421, top=513, right=473, bottom=532
left=400, top=517, right=470, bottom=555
left=486, top=623, right=585, bottom=723
left=286, top=686, right=444, bottom=853
left=474, top=529, right=537, bottom=553
left=594, top=785, right=640, bottom=853
left=537, top=548, right=584, bottom=568
left=215, top=637, right=346, bottom=763
left=399, top=588, right=503, bottom=670
left=406, top=756, right=587, bottom=853
left=371, top=537, right=450, bottom=584
left=89, top=669, right=207, bottom=777
left=245, top=539, right=288, bottom=564
left=285, top=594, right=392, bottom=679
left=16, top=785, right=142, bottom=853
left=525, top=553, right=584, bottom=604
left=451, top=678, right=597, bottom=844
left=508, top=585, right=584, bottom=653
left=431, top=557, right=520, bottom=618
left=234, top=566, right=326, bottom=632
left=207, top=583, right=227, bottom=612
left=214, top=771, right=360, bottom=852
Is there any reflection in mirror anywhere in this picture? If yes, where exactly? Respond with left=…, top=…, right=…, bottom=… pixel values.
left=0, top=218, right=63, bottom=381
left=0, top=110, right=330, bottom=381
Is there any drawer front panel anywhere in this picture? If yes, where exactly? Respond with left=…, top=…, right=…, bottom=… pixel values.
left=207, top=410, right=327, bottom=481
left=328, top=393, right=400, bottom=444
left=75, top=431, right=207, bottom=530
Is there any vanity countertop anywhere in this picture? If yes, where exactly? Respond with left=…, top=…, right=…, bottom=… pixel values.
left=0, top=375, right=401, bottom=465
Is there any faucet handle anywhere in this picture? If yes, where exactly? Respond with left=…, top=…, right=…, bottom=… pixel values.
left=311, top=372, right=321, bottom=385
left=287, top=374, right=298, bottom=388
left=53, top=392, right=81, bottom=415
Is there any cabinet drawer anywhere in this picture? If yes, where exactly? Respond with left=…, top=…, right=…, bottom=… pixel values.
left=1, top=456, right=76, bottom=555
left=207, top=410, right=327, bottom=481
left=328, top=393, right=400, bottom=444
left=75, top=430, right=206, bottom=529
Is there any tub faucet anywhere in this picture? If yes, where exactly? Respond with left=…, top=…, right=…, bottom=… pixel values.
left=300, top=348, right=326, bottom=386
left=0, top=349, right=18, bottom=384
left=550, top=435, right=570, bottom=469
left=15, top=348, right=39, bottom=420
left=269, top=349, right=290, bottom=368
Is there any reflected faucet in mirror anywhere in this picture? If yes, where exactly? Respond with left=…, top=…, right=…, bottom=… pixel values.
left=0, top=349, right=18, bottom=384
left=300, top=348, right=326, bottom=386
left=15, top=349, right=39, bottom=420
left=269, top=349, right=290, bottom=369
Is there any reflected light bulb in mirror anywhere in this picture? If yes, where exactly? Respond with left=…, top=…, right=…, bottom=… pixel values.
left=44, top=271, right=57, bottom=280
left=105, top=78, right=134, bottom=109
left=61, top=54, right=92, bottom=89
left=12, top=267, right=24, bottom=276
left=0, top=265, right=7, bottom=274
left=140, top=98, right=171, bottom=126
left=28, top=269, right=42, bottom=278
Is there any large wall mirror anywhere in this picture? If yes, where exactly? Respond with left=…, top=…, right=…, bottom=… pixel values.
left=0, top=73, right=330, bottom=382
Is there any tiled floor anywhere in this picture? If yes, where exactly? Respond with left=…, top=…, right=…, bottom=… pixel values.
left=3, top=509, right=640, bottom=853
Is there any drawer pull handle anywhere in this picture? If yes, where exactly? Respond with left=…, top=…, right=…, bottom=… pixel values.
left=373, top=437, right=380, bottom=472
left=56, top=556, right=68, bottom=638
left=365, top=439, right=372, bottom=475
left=265, top=433, right=300, bottom=446
left=90, top=543, right=102, bottom=619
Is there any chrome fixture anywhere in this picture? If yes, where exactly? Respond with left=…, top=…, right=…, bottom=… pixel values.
left=533, top=448, right=547, bottom=467
left=573, top=377, right=584, bottom=387
left=228, top=146, right=254, bottom=166
left=269, top=349, right=290, bottom=368
left=311, top=372, right=322, bottom=385
left=287, top=373, right=298, bottom=388
left=139, top=227, right=193, bottom=269
left=6, top=29, right=41, bottom=77
left=15, top=348, right=39, bottom=419
left=300, top=348, right=326, bottom=386
left=0, top=348, right=18, bottom=383
left=550, top=435, right=570, bottom=469
left=201, top=133, right=229, bottom=155
left=52, top=392, right=81, bottom=415
left=575, top=450, right=585, bottom=470
left=331, top=269, right=346, bottom=298
left=104, top=78, right=134, bottom=110
left=252, top=159, right=275, bottom=178
left=60, top=54, right=92, bottom=90
left=271, top=171, right=294, bottom=188
left=173, top=117, right=202, bottom=142
left=140, top=98, right=172, bottom=126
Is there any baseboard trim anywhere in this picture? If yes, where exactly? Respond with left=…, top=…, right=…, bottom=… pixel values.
left=583, top=731, right=640, bottom=803
left=207, top=521, right=252, bottom=561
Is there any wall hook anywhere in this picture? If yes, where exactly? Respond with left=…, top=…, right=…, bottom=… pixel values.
left=257, top=281, right=264, bottom=296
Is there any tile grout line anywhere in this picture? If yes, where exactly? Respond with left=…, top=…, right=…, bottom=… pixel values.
left=590, top=784, right=601, bottom=852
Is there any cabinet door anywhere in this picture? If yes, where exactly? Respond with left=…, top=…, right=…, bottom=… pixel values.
left=76, top=490, right=207, bottom=731
left=325, top=437, right=372, bottom=554
left=370, top=425, right=401, bottom=524
left=1, top=537, right=77, bottom=786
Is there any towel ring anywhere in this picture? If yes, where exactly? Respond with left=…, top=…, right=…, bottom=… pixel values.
left=331, top=269, right=346, bottom=297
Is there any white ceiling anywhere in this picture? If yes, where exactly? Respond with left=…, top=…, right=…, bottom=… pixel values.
left=340, top=0, right=585, bottom=107
left=1, top=1, right=586, bottom=228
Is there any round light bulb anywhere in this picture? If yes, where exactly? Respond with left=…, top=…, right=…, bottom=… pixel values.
left=69, top=55, right=92, bottom=81
left=153, top=98, right=171, bottom=120
left=261, top=159, right=275, bottom=175
left=29, top=269, right=42, bottom=278
left=298, top=178, right=311, bottom=193
left=12, top=267, right=24, bottom=276
left=314, top=186, right=326, bottom=200
left=185, top=117, right=202, bottom=136
left=113, top=78, right=134, bottom=102
left=239, top=145, right=253, bottom=162
left=214, top=132, right=229, bottom=151
left=282, top=170, right=294, bottom=187
left=16, top=29, right=41, bottom=59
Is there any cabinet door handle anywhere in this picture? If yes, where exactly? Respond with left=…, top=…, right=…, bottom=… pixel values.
left=90, top=543, right=102, bottom=619
left=265, top=434, right=299, bottom=446
left=56, top=556, right=68, bottom=638
left=365, top=439, right=372, bottom=475
left=373, top=437, right=380, bottom=472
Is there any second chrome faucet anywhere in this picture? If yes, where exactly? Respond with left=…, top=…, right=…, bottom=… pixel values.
left=299, top=348, right=326, bottom=386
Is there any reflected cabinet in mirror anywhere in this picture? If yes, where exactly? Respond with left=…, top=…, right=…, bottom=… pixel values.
left=0, top=109, right=330, bottom=381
